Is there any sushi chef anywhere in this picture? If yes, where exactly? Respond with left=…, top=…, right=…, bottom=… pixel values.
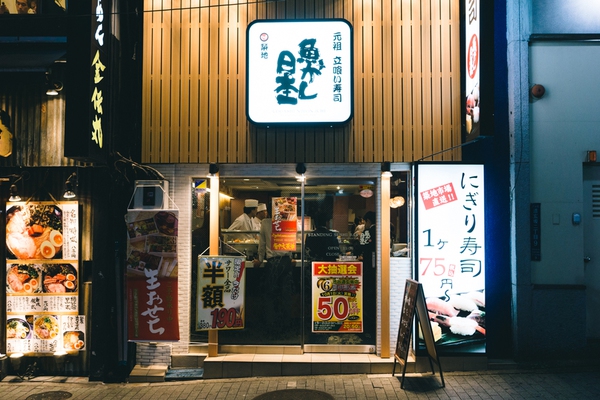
left=228, top=199, right=259, bottom=240
left=252, top=203, right=268, bottom=231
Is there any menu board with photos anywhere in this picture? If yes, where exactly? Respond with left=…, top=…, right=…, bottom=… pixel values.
left=5, top=201, right=85, bottom=354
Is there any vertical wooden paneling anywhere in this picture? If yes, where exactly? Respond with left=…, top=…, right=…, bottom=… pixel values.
left=365, top=1, right=375, bottom=161
left=401, top=0, right=413, bottom=161
left=179, top=1, right=192, bottom=162
left=236, top=3, right=248, bottom=163
left=218, top=3, right=229, bottom=161
left=199, top=0, right=210, bottom=161
left=142, top=0, right=462, bottom=164
left=421, top=0, right=433, bottom=158
left=431, top=1, right=443, bottom=159
left=382, top=0, right=393, bottom=162
left=391, top=1, right=402, bottom=159
left=372, top=1, right=383, bottom=162
left=170, top=1, right=182, bottom=161
left=161, top=4, right=173, bottom=162
left=189, top=3, right=200, bottom=161
left=208, top=0, right=219, bottom=161
left=411, top=1, right=423, bottom=161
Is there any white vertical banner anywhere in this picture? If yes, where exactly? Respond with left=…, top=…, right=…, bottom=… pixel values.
left=196, top=256, right=246, bottom=331
left=416, top=164, right=486, bottom=353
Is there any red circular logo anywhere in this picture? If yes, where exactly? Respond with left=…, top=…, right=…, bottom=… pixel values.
left=260, top=33, right=269, bottom=42
left=467, top=34, right=479, bottom=79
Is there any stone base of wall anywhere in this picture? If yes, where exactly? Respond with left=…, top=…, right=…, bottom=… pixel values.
left=135, top=342, right=172, bottom=367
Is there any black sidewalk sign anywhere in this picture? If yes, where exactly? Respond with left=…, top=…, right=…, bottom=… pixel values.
left=393, top=279, right=445, bottom=388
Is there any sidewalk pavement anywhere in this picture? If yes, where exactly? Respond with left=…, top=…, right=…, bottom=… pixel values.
left=1, top=360, right=599, bottom=400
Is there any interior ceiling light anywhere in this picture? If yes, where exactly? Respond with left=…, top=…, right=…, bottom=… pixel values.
left=390, top=196, right=406, bottom=208
left=359, top=188, right=373, bottom=198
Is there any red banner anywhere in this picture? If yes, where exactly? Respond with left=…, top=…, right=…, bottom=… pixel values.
left=271, top=197, right=297, bottom=252
left=126, top=210, right=179, bottom=342
left=127, top=277, right=179, bottom=341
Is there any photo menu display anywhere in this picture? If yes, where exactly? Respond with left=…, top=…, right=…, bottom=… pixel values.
left=5, top=201, right=85, bottom=355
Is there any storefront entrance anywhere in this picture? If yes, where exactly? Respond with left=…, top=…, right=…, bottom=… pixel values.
left=190, top=168, right=410, bottom=352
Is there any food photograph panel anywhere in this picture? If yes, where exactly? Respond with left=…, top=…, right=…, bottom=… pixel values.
left=6, top=263, right=43, bottom=294
left=6, top=314, right=86, bottom=355
left=42, top=263, right=78, bottom=293
left=6, top=204, right=64, bottom=260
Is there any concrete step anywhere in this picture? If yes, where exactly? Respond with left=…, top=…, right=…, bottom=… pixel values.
left=171, top=354, right=207, bottom=369
left=128, top=364, right=168, bottom=383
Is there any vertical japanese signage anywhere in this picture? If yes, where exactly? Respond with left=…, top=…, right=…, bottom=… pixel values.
left=196, top=256, right=246, bottom=331
left=464, top=0, right=480, bottom=140
left=271, top=197, right=297, bottom=252
left=246, top=19, right=353, bottom=126
left=126, top=210, right=179, bottom=341
left=463, top=0, right=494, bottom=141
left=65, top=0, right=111, bottom=161
left=90, top=0, right=107, bottom=151
left=312, top=261, right=363, bottom=333
left=5, top=202, right=85, bottom=355
left=416, top=164, right=486, bottom=354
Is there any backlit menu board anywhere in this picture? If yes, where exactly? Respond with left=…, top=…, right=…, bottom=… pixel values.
left=246, top=19, right=353, bottom=126
left=5, top=201, right=85, bottom=355
left=415, top=164, right=486, bottom=354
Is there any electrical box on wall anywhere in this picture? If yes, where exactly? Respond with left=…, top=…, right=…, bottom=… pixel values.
left=133, top=180, right=169, bottom=209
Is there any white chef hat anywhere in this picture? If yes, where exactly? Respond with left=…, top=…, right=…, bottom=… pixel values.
left=257, top=203, right=267, bottom=212
left=245, top=199, right=259, bottom=208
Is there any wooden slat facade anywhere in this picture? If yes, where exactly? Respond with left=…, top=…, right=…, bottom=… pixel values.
left=0, top=75, right=76, bottom=168
left=142, top=0, right=462, bottom=164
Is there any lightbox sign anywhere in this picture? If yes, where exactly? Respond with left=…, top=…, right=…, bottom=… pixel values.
left=415, top=163, right=486, bottom=354
left=246, top=19, right=353, bottom=126
left=462, top=0, right=494, bottom=141
left=464, top=0, right=480, bottom=139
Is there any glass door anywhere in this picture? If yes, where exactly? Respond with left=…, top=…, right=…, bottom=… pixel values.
left=190, top=172, right=410, bottom=348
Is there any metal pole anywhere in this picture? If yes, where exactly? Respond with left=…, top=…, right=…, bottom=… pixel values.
left=208, top=172, right=220, bottom=357
left=300, top=173, right=305, bottom=352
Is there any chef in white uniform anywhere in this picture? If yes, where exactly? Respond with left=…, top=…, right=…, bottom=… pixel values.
left=228, top=199, right=258, bottom=240
left=252, top=203, right=267, bottom=231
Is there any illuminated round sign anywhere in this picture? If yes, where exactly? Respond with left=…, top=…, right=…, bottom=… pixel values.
left=467, top=34, right=479, bottom=79
left=360, top=189, right=373, bottom=198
